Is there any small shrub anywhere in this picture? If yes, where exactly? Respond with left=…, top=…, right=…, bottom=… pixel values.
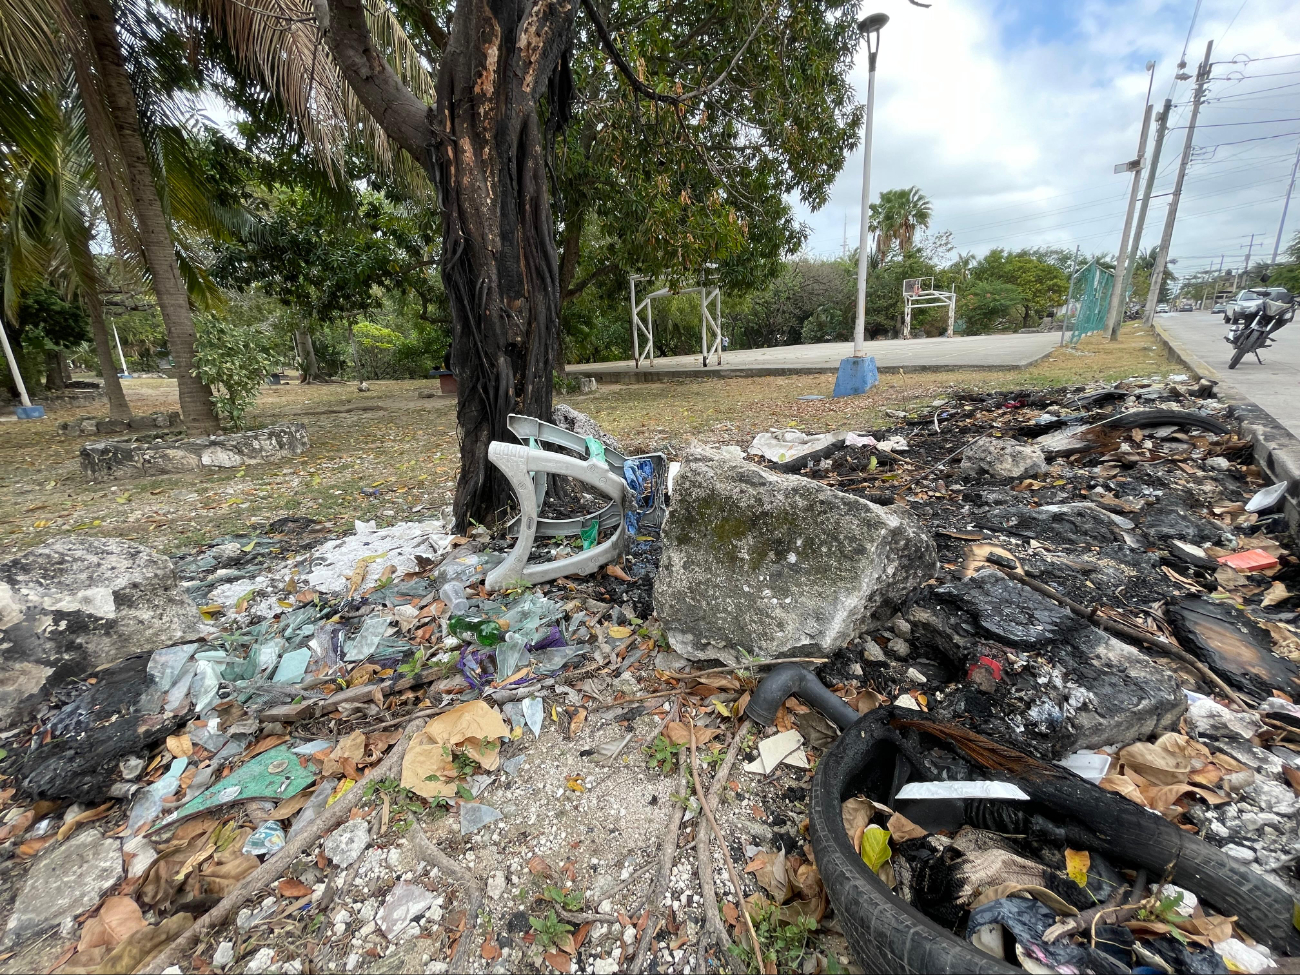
left=193, top=314, right=275, bottom=430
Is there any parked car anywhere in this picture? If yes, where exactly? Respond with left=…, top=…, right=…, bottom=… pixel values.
left=1212, top=303, right=1226, bottom=314
left=1156, top=303, right=1170, bottom=313
left=1179, top=300, right=1194, bottom=311
left=1224, top=288, right=1289, bottom=323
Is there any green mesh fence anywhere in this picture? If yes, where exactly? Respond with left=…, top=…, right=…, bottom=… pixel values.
left=1068, top=261, right=1114, bottom=346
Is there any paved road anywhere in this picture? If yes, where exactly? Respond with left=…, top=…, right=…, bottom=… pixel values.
left=571, top=331, right=1062, bottom=382
left=1157, top=310, right=1300, bottom=440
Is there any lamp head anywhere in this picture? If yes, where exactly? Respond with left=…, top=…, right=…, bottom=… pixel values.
left=859, top=12, right=889, bottom=33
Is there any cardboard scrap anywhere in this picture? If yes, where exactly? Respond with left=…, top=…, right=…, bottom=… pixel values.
left=742, top=729, right=810, bottom=775
left=401, top=700, right=509, bottom=799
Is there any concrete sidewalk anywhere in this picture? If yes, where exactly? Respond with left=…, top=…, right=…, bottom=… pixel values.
left=571, top=331, right=1062, bottom=383
left=1157, top=310, right=1300, bottom=538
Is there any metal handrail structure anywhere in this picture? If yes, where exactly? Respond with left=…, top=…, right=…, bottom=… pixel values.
left=901, top=277, right=957, bottom=339
left=629, top=275, right=724, bottom=368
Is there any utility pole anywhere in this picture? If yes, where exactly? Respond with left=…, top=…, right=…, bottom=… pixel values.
left=1104, top=102, right=1154, bottom=339
left=1107, top=62, right=1156, bottom=341
left=1059, top=245, right=1081, bottom=347
left=1119, top=97, right=1172, bottom=317
left=1143, top=41, right=1213, bottom=330
left=1271, top=139, right=1298, bottom=263
left=1239, top=232, right=1258, bottom=288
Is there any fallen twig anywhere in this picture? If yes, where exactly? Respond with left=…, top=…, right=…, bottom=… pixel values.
left=690, top=717, right=764, bottom=972
left=988, top=562, right=1253, bottom=710
left=631, top=762, right=689, bottom=973
left=692, top=719, right=752, bottom=974
left=139, top=719, right=425, bottom=974
left=661, top=658, right=829, bottom=681
left=1043, top=886, right=1134, bottom=944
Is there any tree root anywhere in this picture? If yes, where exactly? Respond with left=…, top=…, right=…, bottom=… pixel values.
left=631, top=763, right=688, bottom=973
left=139, top=719, right=425, bottom=974
left=407, top=820, right=485, bottom=973
left=690, top=719, right=763, bottom=973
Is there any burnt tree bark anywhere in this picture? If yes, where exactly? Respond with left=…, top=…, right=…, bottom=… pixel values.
left=319, top=0, right=575, bottom=530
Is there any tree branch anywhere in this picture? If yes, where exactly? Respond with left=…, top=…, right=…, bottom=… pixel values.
left=564, top=261, right=619, bottom=302
left=314, top=0, right=435, bottom=166
left=580, top=0, right=770, bottom=106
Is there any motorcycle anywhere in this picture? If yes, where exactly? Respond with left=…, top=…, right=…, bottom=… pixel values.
left=1226, top=275, right=1294, bottom=370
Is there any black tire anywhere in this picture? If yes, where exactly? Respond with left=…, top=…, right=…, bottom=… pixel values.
left=809, top=708, right=1300, bottom=975
left=1229, top=329, right=1264, bottom=369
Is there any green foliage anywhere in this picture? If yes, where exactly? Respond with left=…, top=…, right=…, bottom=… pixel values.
left=644, top=734, right=683, bottom=774
left=958, top=280, right=1027, bottom=334
left=192, top=312, right=275, bottom=429
left=16, top=287, right=90, bottom=350
left=733, top=258, right=855, bottom=348
left=869, top=187, right=932, bottom=260
left=528, top=910, right=574, bottom=951
left=541, top=885, right=585, bottom=911
left=728, top=902, right=819, bottom=971
left=966, top=249, right=1069, bottom=328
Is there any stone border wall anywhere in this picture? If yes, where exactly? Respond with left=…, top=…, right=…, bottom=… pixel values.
left=80, top=422, right=309, bottom=481
left=58, top=411, right=182, bottom=437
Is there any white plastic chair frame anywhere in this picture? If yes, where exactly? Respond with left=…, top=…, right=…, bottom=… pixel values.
left=484, top=442, right=631, bottom=591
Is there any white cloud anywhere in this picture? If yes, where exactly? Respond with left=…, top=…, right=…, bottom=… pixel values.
left=795, top=0, right=1300, bottom=279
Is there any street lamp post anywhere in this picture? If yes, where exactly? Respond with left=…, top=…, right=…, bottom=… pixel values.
left=852, top=13, right=888, bottom=357
left=834, top=12, right=887, bottom=398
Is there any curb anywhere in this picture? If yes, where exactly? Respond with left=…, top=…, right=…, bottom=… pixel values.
left=1156, top=322, right=1300, bottom=541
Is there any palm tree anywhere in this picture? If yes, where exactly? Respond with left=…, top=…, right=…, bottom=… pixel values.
left=868, top=186, right=932, bottom=261
left=1, top=72, right=132, bottom=418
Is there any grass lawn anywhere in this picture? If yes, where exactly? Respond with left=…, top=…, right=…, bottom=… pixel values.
left=0, top=324, right=1177, bottom=558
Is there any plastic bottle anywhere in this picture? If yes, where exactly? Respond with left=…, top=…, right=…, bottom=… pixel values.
left=448, top=616, right=504, bottom=647
left=439, top=581, right=469, bottom=616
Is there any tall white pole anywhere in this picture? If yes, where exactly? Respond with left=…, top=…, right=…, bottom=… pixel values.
left=852, top=24, right=884, bottom=356
left=1271, top=139, right=1300, bottom=264
left=112, top=321, right=129, bottom=375
left=0, top=320, right=34, bottom=408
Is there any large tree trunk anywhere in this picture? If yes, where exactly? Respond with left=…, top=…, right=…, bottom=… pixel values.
left=77, top=245, right=132, bottom=420
left=295, top=328, right=322, bottom=382
left=45, top=351, right=66, bottom=391
left=321, top=0, right=575, bottom=531
left=79, top=0, right=220, bottom=435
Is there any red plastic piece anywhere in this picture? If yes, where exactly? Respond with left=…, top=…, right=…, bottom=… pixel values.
left=1216, top=549, right=1279, bottom=573
left=967, top=656, right=1003, bottom=681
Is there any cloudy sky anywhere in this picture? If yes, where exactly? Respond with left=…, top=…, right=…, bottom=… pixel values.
left=793, top=0, right=1300, bottom=282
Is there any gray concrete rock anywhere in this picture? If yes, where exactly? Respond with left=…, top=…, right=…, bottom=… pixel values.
left=552, top=405, right=624, bottom=454
left=2, top=828, right=122, bottom=946
left=577, top=376, right=598, bottom=394
left=961, top=438, right=1048, bottom=479
left=79, top=422, right=309, bottom=481
left=653, top=448, right=936, bottom=666
left=0, top=536, right=200, bottom=726
left=324, top=819, right=371, bottom=867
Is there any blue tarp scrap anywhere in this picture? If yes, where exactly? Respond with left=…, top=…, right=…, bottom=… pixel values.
left=622, top=458, right=656, bottom=534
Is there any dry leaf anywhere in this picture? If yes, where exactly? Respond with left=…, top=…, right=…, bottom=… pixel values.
left=841, top=797, right=874, bottom=848
left=278, top=878, right=313, bottom=898
left=1065, top=849, right=1090, bottom=887
left=1282, top=767, right=1300, bottom=795
left=605, top=564, right=631, bottom=582
left=543, top=949, right=572, bottom=972
left=164, top=735, right=192, bottom=759
left=886, top=812, right=928, bottom=843
left=664, top=721, right=719, bottom=748
left=969, top=884, right=1078, bottom=915
left=1262, top=582, right=1292, bottom=608
left=1117, top=742, right=1191, bottom=786
left=1099, top=774, right=1148, bottom=807
left=1139, top=783, right=1230, bottom=814
left=77, top=897, right=147, bottom=953
left=566, top=708, right=587, bottom=739
left=744, top=850, right=793, bottom=903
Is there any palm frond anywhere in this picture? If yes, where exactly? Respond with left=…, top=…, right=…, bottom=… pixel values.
left=178, top=0, right=436, bottom=178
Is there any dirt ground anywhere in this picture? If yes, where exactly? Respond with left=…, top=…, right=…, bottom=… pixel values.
left=0, top=326, right=1174, bottom=560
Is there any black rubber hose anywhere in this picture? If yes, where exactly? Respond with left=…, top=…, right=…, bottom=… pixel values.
left=746, top=663, right=860, bottom=730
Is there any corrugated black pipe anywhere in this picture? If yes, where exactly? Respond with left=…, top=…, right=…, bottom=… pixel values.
left=746, top=663, right=860, bottom=730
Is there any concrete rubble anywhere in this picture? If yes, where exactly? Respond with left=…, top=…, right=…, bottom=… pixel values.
left=79, top=422, right=310, bottom=481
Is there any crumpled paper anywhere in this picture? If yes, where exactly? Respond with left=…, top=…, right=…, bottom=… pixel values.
left=401, top=700, right=509, bottom=798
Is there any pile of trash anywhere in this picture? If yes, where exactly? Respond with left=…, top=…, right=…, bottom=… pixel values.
left=0, top=382, right=1298, bottom=975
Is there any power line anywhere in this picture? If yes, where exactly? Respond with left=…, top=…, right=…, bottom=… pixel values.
left=1173, top=117, right=1300, bottom=128
left=1197, top=131, right=1300, bottom=148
